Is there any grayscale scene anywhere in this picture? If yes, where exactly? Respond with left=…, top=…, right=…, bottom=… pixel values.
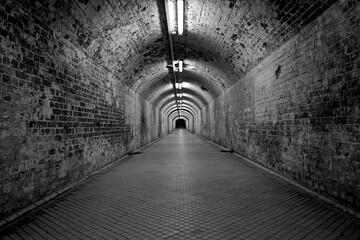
left=0, top=0, right=360, bottom=239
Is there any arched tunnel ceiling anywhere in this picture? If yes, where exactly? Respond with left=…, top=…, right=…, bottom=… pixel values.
left=142, top=69, right=221, bottom=102
left=154, top=85, right=211, bottom=109
left=169, top=110, right=193, bottom=125
left=163, top=104, right=199, bottom=124
left=169, top=109, right=193, bottom=120
left=19, top=0, right=337, bottom=112
left=166, top=105, right=197, bottom=119
left=163, top=103, right=199, bottom=120
left=160, top=95, right=202, bottom=115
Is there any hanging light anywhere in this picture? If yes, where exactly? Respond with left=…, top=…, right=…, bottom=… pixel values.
left=168, top=0, right=176, bottom=34
left=177, top=0, right=184, bottom=35
left=178, top=60, right=183, bottom=72
left=176, top=82, right=182, bottom=89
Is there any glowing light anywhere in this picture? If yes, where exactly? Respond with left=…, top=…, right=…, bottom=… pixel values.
left=177, top=0, right=184, bottom=35
left=176, top=82, right=182, bottom=89
left=177, top=93, right=183, bottom=98
left=168, top=0, right=176, bottom=34
left=181, top=82, right=190, bottom=88
left=178, top=60, right=183, bottom=72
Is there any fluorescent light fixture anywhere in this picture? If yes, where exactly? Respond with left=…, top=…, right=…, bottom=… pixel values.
left=176, top=82, right=182, bottom=89
left=178, top=60, right=183, bottom=72
left=177, top=0, right=184, bottom=35
left=168, top=0, right=176, bottom=34
left=182, top=82, right=190, bottom=88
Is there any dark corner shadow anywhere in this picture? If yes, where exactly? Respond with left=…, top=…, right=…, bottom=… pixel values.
left=220, top=149, right=233, bottom=153
left=129, top=152, right=143, bottom=155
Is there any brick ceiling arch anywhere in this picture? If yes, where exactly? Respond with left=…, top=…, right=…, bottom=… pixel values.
left=161, top=98, right=201, bottom=117
left=161, top=97, right=200, bottom=115
left=160, top=95, right=202, bottom=115
left=17, top=0, right=337, bottom=114
left=155, top=88, right=207, bottom=111
left=166, top=106, right=198, bottom=122
left=149, top=80, right=214, bottom=108
left=169, top=112, right=192, bottom=126
left=168, top=108, right=194, bottom=120
left=164, top=100, right=199, bottom=114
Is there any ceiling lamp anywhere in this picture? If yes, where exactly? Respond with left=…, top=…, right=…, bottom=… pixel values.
left=176, top=82, right=182, bottom=89
left=178, top=60, right=183, bottom=72
left=167, top=0, right=184, bottom=35
left=168, top=1, right=176, bottom=34
left=177, top=0, right=184, bottom=35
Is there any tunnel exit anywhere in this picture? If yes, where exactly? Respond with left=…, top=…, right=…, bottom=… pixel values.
left=175, top=118, right=186, bottom=129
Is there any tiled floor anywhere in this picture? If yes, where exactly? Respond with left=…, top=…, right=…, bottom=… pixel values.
left=1, top=129, right=360, bottom=240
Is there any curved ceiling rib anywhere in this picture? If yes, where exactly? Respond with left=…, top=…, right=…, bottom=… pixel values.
left=21, top=0, right=338, bottom=123
left=167, top=107, right=195, bottom=120
left=164, top=104, right=198, bottom=118
left=169, top=111, right=192, bottom=121
left=169, top=112, right=192, bottom=125
left=155, top=87, right=209, bottom=110
left=159, top=95, right=201, bottom=114
left=142, top=70, right=220, bottom=103
left=163, top=107, right=198, bottom=124
left=172, top=115, right=190, bottom=123
left=161, top=98, right=200, bottom=117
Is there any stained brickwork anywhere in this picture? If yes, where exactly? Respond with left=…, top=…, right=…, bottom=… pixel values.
left=178, top=0, right=336, bottom=87
left=0, top=0, right=358, bottom=223
left=201, top=0, right=360, bottom=214
left=3, top=0, right=336, bottom=104
left=0, top=0, right=159, bottom=219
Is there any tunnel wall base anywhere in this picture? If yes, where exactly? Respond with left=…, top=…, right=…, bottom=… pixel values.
left=201, top=1, right=360, bottom=215
left=0, top=2, right=161, bottom=219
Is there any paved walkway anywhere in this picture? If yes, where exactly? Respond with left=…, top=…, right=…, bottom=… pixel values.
left=1, top=130, right=360, bottom=240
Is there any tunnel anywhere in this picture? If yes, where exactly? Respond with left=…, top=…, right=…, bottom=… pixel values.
left=175, top=118, right=186, bottom=129
left=1, top=0, right=360, bottom=238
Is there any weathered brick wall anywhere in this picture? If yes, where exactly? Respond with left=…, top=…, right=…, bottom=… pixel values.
left=0, top=2, right=160, bottom=218
left=202, top=1, right=360, bottom=213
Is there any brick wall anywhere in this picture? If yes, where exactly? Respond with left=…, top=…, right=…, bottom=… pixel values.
left=201, top=0, right=360, bottom=214
left=0, top=1, right=160, bottom=218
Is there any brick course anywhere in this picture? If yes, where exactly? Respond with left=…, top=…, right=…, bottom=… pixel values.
left=0, top=0, right=159, bottom=218
left=1, top=0, right=359, bottom=222
left=201, top=0, right=360, bottom=214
